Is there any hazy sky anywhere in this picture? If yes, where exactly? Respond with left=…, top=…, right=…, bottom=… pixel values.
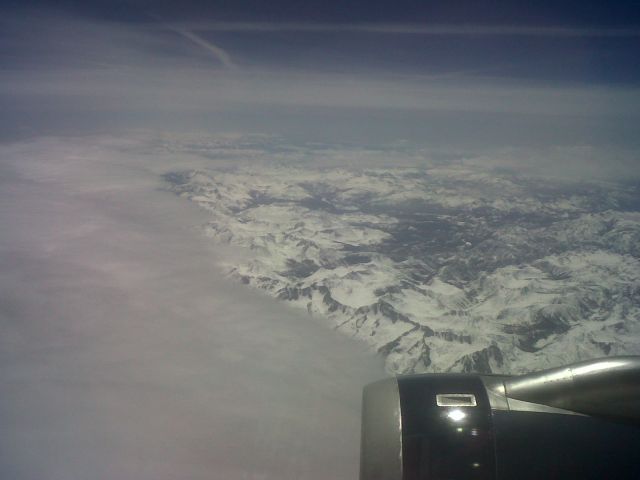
left=1, top=1, right=639, bottom=173
left=0, top=2, right=639, bottom=479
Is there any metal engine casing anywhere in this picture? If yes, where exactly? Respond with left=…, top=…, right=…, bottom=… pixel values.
left=360, top=356, right=640, bottom=480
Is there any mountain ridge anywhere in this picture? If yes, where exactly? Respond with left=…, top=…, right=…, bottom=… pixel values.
left=165, top=164, right=640, bottom=374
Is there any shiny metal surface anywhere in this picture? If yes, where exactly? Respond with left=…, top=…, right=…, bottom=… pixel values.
left=360, top=357, right=640, bottom=480
left=481, top=374, right=582, bottom=415
left=504, top=356, right=640, bottom=420
left=479, top=375, right=510, bottom=411
left=396, top=374, right=496, bottom=480
left=505, top=397, right=585, bottom=415
left=360, top=377, right=403, bottom=480
left=435, top=393, right=478, bottom=407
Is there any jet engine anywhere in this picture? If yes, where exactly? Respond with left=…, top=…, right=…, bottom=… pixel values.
left=360, top=356, right=640, bottom=480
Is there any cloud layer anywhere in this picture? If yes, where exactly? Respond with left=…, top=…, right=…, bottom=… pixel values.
left=0, top=135, right=385, bottom=479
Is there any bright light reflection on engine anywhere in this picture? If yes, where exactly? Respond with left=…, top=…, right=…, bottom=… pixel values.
left=447, top=409, right=466, bottom=422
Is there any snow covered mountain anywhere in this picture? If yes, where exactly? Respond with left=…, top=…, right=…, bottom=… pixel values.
left=164, top=155, right=640, bottom=374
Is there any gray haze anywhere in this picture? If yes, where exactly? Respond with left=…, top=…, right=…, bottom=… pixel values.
left=0, top=7, right=639, bottom=480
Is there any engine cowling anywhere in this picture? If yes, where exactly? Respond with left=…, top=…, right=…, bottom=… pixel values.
left=360, top=356, right=640, bottom=480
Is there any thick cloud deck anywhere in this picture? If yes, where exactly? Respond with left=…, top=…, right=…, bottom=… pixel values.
left=0, top=135, right=384, bottom=480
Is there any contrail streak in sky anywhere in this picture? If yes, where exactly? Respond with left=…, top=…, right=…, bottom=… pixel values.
left=149, top=15, right=237, bottom=69
left=168, top=26, right=237, bottom=69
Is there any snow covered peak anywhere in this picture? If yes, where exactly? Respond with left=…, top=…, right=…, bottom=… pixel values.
left=166, top=162, right=640, bottom=374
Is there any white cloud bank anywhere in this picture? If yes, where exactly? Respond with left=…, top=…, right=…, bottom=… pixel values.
left=0, top=135, right=385, bottom=480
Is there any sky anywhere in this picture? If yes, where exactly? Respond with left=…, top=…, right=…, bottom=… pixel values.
left=0, top=1, right=639, bottom=479
left=1, top=0, right=639, bottom=170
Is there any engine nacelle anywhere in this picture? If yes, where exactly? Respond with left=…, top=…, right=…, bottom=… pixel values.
left=360, top=356, right=640, bottom=480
